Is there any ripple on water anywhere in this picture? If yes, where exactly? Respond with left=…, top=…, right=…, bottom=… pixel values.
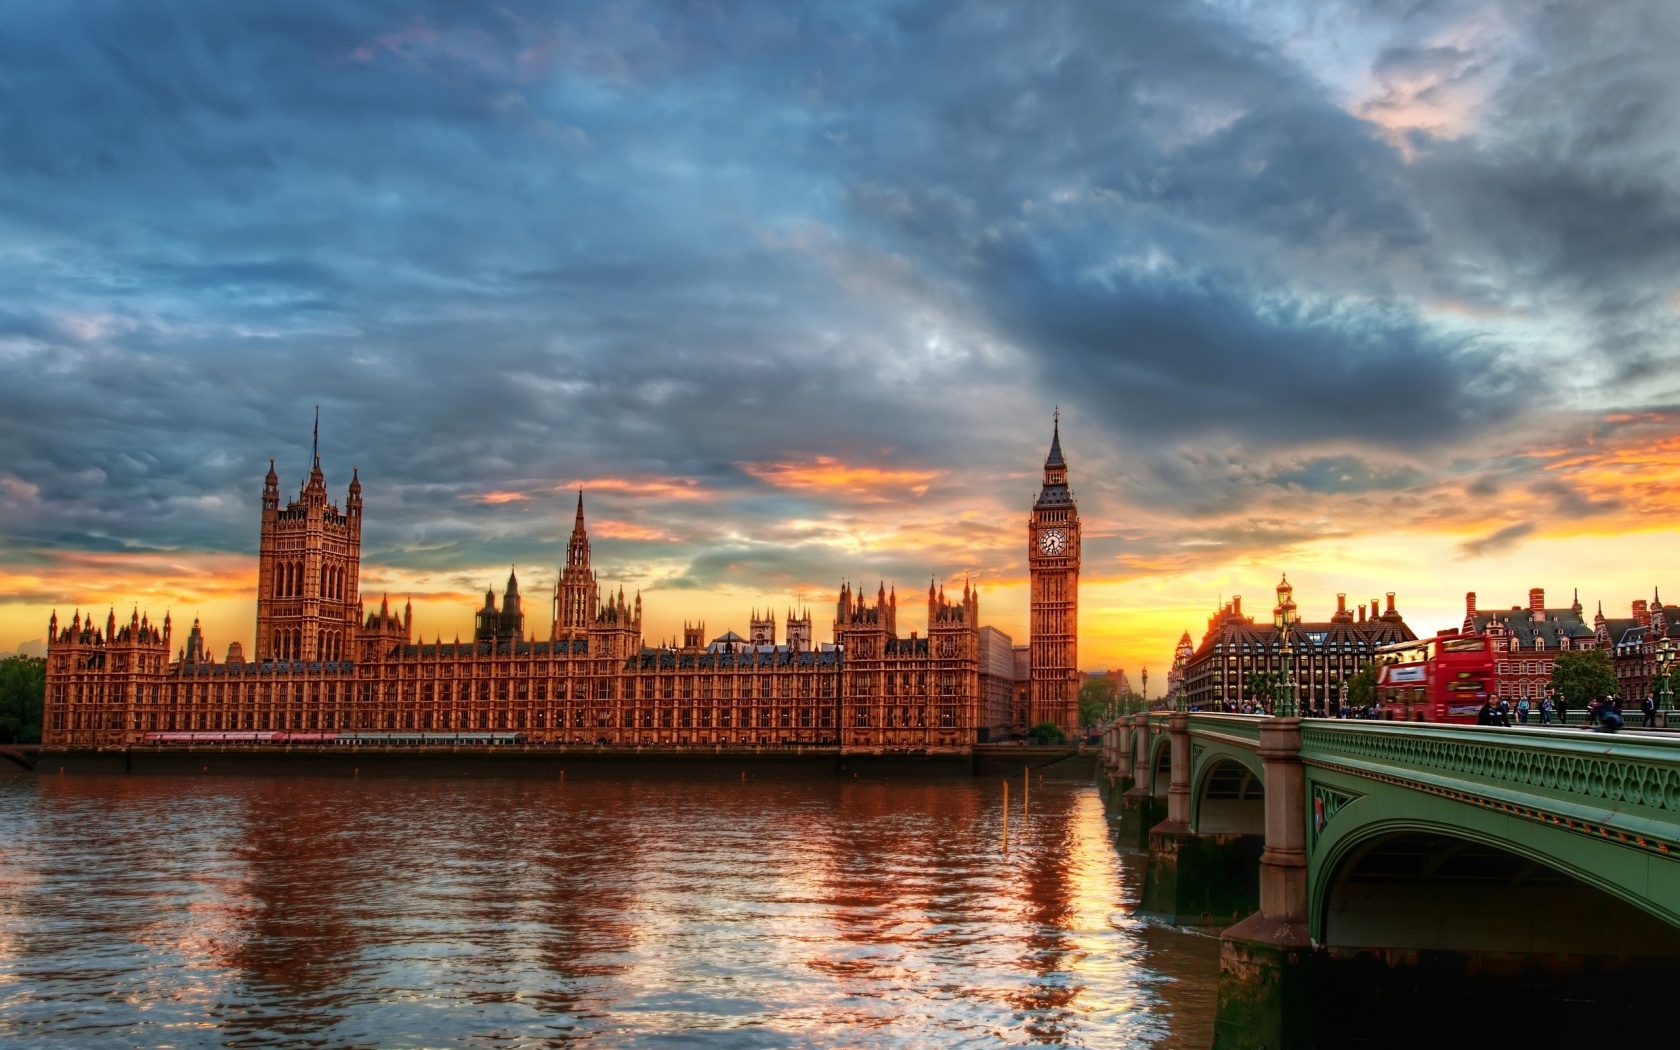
left=0, top=775, right=1218, bottom=1048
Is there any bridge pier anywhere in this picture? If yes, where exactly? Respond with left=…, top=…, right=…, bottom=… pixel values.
left=1214, top=717, right=1314, bottom=1050
left=1141, top=712, right=1262, bottom=924
left=1114, top=712, right=1161, bottom=850
left=1102, top=718, right=1135, bottom=815
left=1112, top=718, right=1131, bottom=782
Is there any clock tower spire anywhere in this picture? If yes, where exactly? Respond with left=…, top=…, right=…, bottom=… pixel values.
left=1028, top=410, right=1080, bottom=735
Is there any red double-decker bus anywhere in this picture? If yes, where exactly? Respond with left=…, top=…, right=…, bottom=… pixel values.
left=1374, top=631, right=1494, bottom=723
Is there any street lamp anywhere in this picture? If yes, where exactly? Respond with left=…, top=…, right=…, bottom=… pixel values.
left=1658, top=637, right=1675, bottom=711
left=1338, top=680, right=1349, bottom=717
left=1276, top=628, right=1298, bottom=718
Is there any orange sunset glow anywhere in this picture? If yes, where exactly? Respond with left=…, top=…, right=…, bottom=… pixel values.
left=9, top=405, right=1680, bottom=683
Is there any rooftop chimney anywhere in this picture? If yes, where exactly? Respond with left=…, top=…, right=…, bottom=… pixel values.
left=1232, top=595, right=1242, bottom=618
left=1370, top=599, right=1380, bottom=620
left=1635, top=599, right=1651, bottom=627
left=1529, top=587, right=1545, bottom=613
left=1385, top=592, right=1397, bottom=616
left=1466, top=591, right=1477, bottom=616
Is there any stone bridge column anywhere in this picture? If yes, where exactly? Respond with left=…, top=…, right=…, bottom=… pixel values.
left=1255, top=717, right=1308, bottom=932
left=1213, top=716, right=1313, bottom=1050
left=1165, top=712, right=1191, bottom=829
left=1114, top=713, right=1161, bottom=850
left=1115, top=719, right=1133, bottom=781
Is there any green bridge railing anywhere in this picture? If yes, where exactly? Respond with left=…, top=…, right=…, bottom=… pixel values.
left=1141, top=713, right=1680, bottom=865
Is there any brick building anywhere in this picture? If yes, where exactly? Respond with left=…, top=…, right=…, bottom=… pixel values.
left=1595, top=591, right=1680, bottom=703
left=1462, top=588, right=1596, bottom=703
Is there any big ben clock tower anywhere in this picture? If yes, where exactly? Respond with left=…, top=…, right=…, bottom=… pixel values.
left=1029, top=411, right=1080, bottom=734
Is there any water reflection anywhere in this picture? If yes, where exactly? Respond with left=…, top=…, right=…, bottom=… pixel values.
left=0, top=774, right=1217, bottom=1047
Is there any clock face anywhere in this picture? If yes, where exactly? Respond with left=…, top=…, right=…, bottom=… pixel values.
left=1039, top=528, right=1067, bottom=555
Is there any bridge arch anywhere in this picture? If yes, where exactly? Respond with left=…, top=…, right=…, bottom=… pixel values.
left=1147, top=734, right=1172, bottom=797
left=1191, top=750, right=1265, bottom=835
left=1313, top=812, right=1680, bottom=951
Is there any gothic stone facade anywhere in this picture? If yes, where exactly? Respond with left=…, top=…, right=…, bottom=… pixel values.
left=44, top=453, right=991, bottom=752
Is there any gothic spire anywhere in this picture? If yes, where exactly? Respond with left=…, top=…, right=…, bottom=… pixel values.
left=1044, top=408, right=1065, bottom=469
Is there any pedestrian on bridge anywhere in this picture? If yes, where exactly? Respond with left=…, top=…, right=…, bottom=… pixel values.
left=1540, top=697, right=1554, bottom=725
left=1597, top=699, right=1624, bottom=733
left=1643, top=693, right=1658, bottom=728
left=1517, top=697, right=1530, bottom=724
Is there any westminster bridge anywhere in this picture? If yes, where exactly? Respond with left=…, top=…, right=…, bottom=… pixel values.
left=1102, top=711, right=1680, bottom=1047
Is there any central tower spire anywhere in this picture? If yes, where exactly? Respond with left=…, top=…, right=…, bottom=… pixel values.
left=554, top=489, right=598, bottom=635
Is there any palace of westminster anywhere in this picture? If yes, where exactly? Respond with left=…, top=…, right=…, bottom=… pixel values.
left=42, top=420, right=1085, bottom=750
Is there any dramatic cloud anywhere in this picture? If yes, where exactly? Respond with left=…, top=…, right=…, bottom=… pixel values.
left=4, top=0, right=1679, bottom=670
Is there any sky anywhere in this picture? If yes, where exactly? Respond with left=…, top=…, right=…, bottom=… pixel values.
left=3, top=0, right=1679, bottom=684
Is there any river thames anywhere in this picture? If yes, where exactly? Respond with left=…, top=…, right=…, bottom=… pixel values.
left=0, top=771, right=1218, bottom=1048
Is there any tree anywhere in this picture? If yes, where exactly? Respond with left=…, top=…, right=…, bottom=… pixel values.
left=1243, top=671, right=1285, bottom=708
left=1078, top=676, right=1119, bottom=728
left=1345, top=662, right=1380, bottom=708
left=1551, top=649, right=1618, bottom=709
left=0, top=656, right=46, bottom=744
left=1026, top=722, right=1067, bottom=744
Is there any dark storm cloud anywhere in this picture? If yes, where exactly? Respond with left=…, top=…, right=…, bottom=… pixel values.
left=2, top=0, right=1678, bottom=600
left=1459, top=522, right=1536, bottom=558
left=818, top=3, right=1533, bottom=446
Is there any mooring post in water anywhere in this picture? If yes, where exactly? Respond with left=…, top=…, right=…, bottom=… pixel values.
left=1002, top=780, right=1010, bottom=854
left=1023, top=765, right=1030, bottom=816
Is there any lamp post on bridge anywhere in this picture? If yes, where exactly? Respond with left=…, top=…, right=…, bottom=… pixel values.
left=1276, top=628, right=1298, bottom=718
